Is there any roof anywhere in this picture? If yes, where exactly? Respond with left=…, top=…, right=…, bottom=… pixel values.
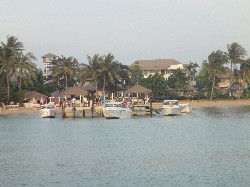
left=41, top=53, right=57, bottom=58
left=62, top=86, right=88, bottom=96
left=126, top=84, right=152, bottom=94
left=24, top=91, right=48, bottom=99
left=82, top=82, right=96, bottom=92
left=135, top=59, right=182, bottom=70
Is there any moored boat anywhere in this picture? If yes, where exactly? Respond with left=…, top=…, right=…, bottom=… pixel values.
left=179, top=103, right=192, bottom=114
left=131, top=105, right=151, bottom=116
left=162, top=100, right=180, bottom=116
left=102, top=102, right=132, bottom=119
left=39, top=104, right=56, bottom=118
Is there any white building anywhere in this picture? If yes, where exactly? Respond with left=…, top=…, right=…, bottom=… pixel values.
left=135, top=59, right=187, bottom=79
left=41, top=53, right=57, bottom=79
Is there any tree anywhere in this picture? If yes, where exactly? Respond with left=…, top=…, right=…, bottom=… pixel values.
left=167, top=68, right=187, bottom=89
left=0, top=36, right=23, bottom=102
left=240, top=58, right=250, bottom=88
left=117, top=64, right=130, bottom=90
left=51, top=55, right=79, bottom=89
left=84, top=54, right=103, bottom=96
left=98, top=53, right=122, bottom=96
left=200, top=50, right=228, bottom=100
left=227, top=42, right=247, bottom=83
left=186, top=61, right=199, bottom=85
left=30, top=68, right=54, bottom=96
left=141, top=73, right=166, bottom=98
left=129, top=61, right=143, bottom=86
left=16, top=52, right=37, bottom=90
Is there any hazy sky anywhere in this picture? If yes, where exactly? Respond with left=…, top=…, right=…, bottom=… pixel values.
left=1, top=0, right=250, bottom=69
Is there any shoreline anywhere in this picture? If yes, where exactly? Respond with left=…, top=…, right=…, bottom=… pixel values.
left=1, top=99, right=250, bottom=116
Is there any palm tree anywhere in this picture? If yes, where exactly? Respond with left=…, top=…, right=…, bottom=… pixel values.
left=99, top=53, right=121, bottom=97
left=205, top=51, right=228, bottom=100
left=16, top=52, right=37, bottom=90
left=51, top=55, right=79, bottom=89
left=129, top=61, right=143, bottom=85
left=0, top=36, right=23, bottom=102
left=227, top=42, right=247, bottom=82
left=186, top=61, right=199, bottom=85
left=240, top=58, right=250, bottom=88
left=85, top=54, right=103, bottom=96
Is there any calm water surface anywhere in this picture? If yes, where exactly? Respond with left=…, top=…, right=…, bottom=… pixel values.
left=1, top=106, right=250, bottom=187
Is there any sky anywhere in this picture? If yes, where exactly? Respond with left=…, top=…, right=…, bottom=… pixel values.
left=1, top=0, right=250, bottom=69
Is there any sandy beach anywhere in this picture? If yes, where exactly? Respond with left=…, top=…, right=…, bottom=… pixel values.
left=1, top=99, right=250, bottom=116
left=152, top=99, right=250, bottom=109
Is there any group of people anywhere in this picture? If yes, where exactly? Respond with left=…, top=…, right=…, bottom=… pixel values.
left=57, top=95, right=150, bottom=108
left=95, top=96, right=105, bottom=106
left=71, top=96, right=89, bottom=107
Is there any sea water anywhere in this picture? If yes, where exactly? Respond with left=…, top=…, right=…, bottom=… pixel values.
left=1, top=106, right=250, bottom=187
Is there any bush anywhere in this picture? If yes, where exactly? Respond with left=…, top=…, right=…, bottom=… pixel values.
left=192, top=92, right=206, bottom=100
left=218, top=92, right=230, bottom=99
left=241, top=90, right=250, bottom=98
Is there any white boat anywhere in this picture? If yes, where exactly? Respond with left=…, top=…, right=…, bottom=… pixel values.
left=102, top=102, right=132, bottom=119
left=179, top=103, right=192, bottom=114
left=162, top=100, right=180, bottom=116
left=39, top=104, right=56, bottom=118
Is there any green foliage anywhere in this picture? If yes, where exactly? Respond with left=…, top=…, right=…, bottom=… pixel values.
left=0, top=35, right=24, bottom=102
left=186, top=61, right=199, bottom=84
left=218, top=92, right=230, bottom=99
left=240, top=58, right=250, bottom=87
left=241, top=89, right=250, bottom=98
left=16, top=90, right=27, bottom=103
left=198, top=50, right=229, bottom=100
left=141, top=73, right=167, bottom=98
left=192, top=91, right=206, bottom=100
left=16, top=52, right=37, bottom=90
left=1, top=35, right=250, bottom=103
left=117, top=64, right=131, bottom=89
left=167, top=68, right=187, bottom=89
left=0, top=79, right=7, bottom=102
left=165, top=91, right=179, bottom=100
left=129, top=61, right=143, bottom=85
left=98, top=53, right=122, bottom=93
left=51, top=55, right=79, bottom=89
left=28, top=69, right=54, bottom=96
left=227, top=42, right=247, bottom=71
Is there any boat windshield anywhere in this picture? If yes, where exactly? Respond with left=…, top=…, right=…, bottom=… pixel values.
left=163, top=100, right=179, bottom=105
left=41, top=105, right=55, bottom=109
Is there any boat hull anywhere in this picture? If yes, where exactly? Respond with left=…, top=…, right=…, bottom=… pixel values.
left=102, top=108, right=132, bottom=119
left=132, top=105, right=150, bottom=116
left=180, top=106, right=192, bottom=114
left=162, top=107, right=180, bottom=116
left=40, top=109, right=56, bottom=118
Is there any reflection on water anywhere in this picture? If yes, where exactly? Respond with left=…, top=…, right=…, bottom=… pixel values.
left=1, top=106, right=250, bottom=186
